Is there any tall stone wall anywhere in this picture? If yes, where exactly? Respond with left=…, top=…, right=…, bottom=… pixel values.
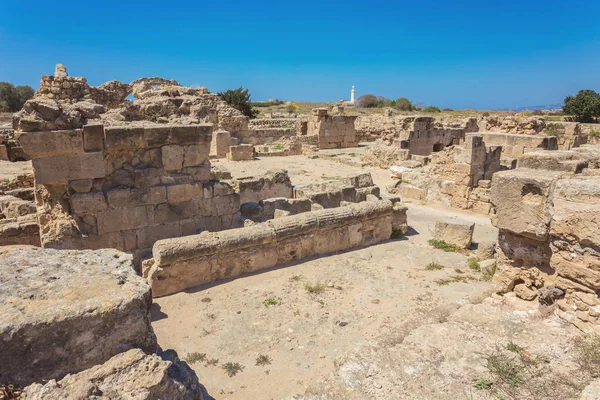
left=18, top=123, right=241, bottom=262
left=145, top=200, right=402, bottom=297
left=477, top=132, right=558, bottom=161
left=308, top=108, right=358, bottom=149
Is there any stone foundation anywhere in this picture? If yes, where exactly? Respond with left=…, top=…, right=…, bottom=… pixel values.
left=145, top=200, right=402, bottom=297
left=308, top=108, right=358, bottom=149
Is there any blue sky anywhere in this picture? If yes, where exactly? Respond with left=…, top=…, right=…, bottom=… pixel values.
left=1, top=0, right=599, bottom=109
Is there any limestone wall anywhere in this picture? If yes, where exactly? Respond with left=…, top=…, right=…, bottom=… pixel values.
left=308, top=109, right=358, bottom=149
left=145, top=200, right=400, bottom=297
left=477, top=132, right=558, bottom=161
left=490, top=146, right=600, bottom=333
left=18, top=123, right=241, bottom=261
left=234, top=169, right=293, bottom=204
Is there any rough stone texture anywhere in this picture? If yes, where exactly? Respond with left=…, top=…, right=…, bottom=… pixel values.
left=476, top=131, right=558, bottom=161
left=18, top=123, right=240, bottom=254
left=226, top=144, right=254, bottom=161
left=0, top=247, right=157, bottom=386
left=22, top=348, right=204, bottom=400
left=235, top=169, right=293, bottom=204
left=241, top=197, right=312, bottom=223
left=210, top=129, right=231, bottom=158
left=433, top=219, right=474, bottom=249
left=147, top=200, right=396, bottom=297
left=476, top=240, right=496, bottom=260
left=308, top=108, right=358, bottom=149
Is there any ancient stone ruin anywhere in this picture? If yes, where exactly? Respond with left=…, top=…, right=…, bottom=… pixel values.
left=1, top=64, right=600, bottom=398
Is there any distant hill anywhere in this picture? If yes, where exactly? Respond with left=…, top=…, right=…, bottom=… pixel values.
left=508, top=103, right=563, bottom=112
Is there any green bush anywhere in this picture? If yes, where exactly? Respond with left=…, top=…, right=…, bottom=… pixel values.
left=422, top=106, right=441, bottom=113
left=0, top=82, right=35, bottom=112
left=563, top=89, right=600, bottom=123
left=394, top=97, right=413, bottom=111
left=425, top=262, right=444, bottom=271
left=218, top=87, right=259, bottom=118
left=428, top=239, right=459, bottom=252
left=442, top=108, right=454, bottom=112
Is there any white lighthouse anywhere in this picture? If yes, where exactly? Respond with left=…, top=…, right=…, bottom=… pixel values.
left=350, top=85, right=356, bottom=105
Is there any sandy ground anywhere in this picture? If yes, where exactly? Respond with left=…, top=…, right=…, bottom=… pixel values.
left=0, top=160, right=32, bottom=181
left=153, top=154, right=589, bottom=399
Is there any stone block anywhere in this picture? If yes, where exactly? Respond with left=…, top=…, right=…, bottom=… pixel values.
left=106, top=186, right=167, bottom=207
left=476, top=240, right=496, bottom=260
left=167, top=183, right=203, bottom=203
left=490, top=169, right=562, bottom=241
left=183, top=144, right=209, bottom=167
left=356, top=186, right=380, bottom=202
left=22, top=348, right=203, bottom=399
left=97, top=205, right=149, bottom=233
left=82, top=123, right=104, bottom=152
left=161, top=145, right=184, bottom=172
left=0, top=145, right=8, bottom=161
left=0, top=248, right=156, bottom=386
left=137, top=223, right=181, bottom=249
left=434, top=218, right=475, bottom=249
left=399, top=185, right=425, bottom=201
left=70, top=179, right=93, bottom=193
left=134, top=168, right=164, bottom=188
left=70, top=192, right=107, bottom=214
left=32, top=152, right=105, bottom=184
left=344, top=173, right=373, bottom=188
left=18, top=129, right=83, bottom=157
left=210, top=129, right=231, bottom=158
left=103, top=126, right=144, bottom=150
left=170, top=124, right=212, bottom=145
left=3, top=199, right=36, bottom=218
left=227, top=144, right=254, bottom=161
left=143, top=125, right=170, bottom=148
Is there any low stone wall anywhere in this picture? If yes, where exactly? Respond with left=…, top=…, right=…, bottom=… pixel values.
left=241, top=197, right=312, bottom=223
left=18, top=123, right=241, bottom=262
left=227, top=144, right=254, bottom=161
left=145, top=200, right=401, bottom=297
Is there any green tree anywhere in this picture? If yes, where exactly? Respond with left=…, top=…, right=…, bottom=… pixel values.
left=357, top=94, right=380, bottom=108
left=0, top=82, right=35, bottom=112
left=423, top=106, right=441, bottom=113
left=217, top=87, right=259, bottom=118
left=563, top=90, right=600, bottom=123
left=394, top=97, right=413, bottom=111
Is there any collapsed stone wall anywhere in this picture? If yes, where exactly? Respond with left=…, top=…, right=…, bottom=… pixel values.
left=490, top=145, right=600, bottom=333
left=477, top=132, right=558, bottom=164
left=145, top=199, right=407, bottom=297
left=393, top=135, right=501, bottom=215
left=308, top=108, right=358, bottom=149
left=234, top=169, right=293, bottom=204
left=18, top=123, right=241, bottom=262
left=0, top=172, right=38, bottom=246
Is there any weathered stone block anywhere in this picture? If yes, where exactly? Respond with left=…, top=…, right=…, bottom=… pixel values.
left=227, top=144, right=254, bottom=161
left=103, top=126, right=144, bottom=150
left=70, top=192, right=107, bottom=214
left=137, top=223, right=181, bottom=249
left=18, top=129, right=84, bottom=158
left=97, top=205, right=149, bottom=233
left=0, top=248, right=156, bottom=386
left=70, top=179, right=93, bottom=193
left=32, top=152, right=105, bottom=184
left=183, top=144, right=209, bottom=167
left=210, top=129, right=231, bottom=158
left=490, top=169, right=563, bottom=241
left=22, top=348, right=203, bottom=400
left=143, top=125, right=170, bottom=148
left=106, top=186, right=167, bottom=207
left=161, top=145, right=184, bottom=172
left=167, top=183, right=203, bottom=203
left=82, top=123, right=104, bottom=152
left=170, top=124, right=212, bottom=145
left=344, top=173, right=373, bottom=188
left=434, top=219, right=475, bottom=249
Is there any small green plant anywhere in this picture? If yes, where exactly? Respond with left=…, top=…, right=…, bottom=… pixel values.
left=304, top=281, right=325, bottom=294
left=425, top=262, right=444, bottom=271
left=435, top=275, right=473, bottom=286
left=506, top=341, right=526, bottom=353
left=289, top=275, right=302, bottom=282
left=255, top=354, right=272, bottom=366
left=263, top=297, right=280, bottom=307
left=589, top=130, right=600, bottom=138
left=473, top=377, right=493, bottom=390
left=350, top=152, right=357, bottom=157
left=468, top=257, right=480, bottom=271
left=455, top=268, right=464, bottom=274
left=222, top=362, right=244, bottom=377
left=272, top=144, right=284, bottom=151
left=201, top=297, right=211, bottom=303
left=185, top=352, right=206, bottom=364
left=545, top=125, right=564, bottom=137
left=390, top=228, right=404, bottom=239
left=428, top=239, right=460, bottom=252
left=205, top=358, right=219, bottom=367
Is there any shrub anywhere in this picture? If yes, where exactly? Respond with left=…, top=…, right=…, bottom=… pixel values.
left=394, top=97, right=413, bottom=111
left=263, top=297, right=280, bottom=307
left=185, top=352, right=206, bottom=364
left=255, top=354, right=272, bottom=366
left=218, top=87, right=259, bottom=118
left=357, top=94, right=379, bottom=108
left=563, top=90, right=600, bottom=123
left=422, top=106, right=441, bottom=113
left=304, top=281, right=324, bottom=294
left=532, top=109, right=545, bottom=115
left=221, top=362, right=244, bottom=377
left=285, top=104, right=295, bottom=114
left=573, top=334, right=600, bottom=377
left=428, top=239, right=459, bottom=252
left=467, top=257, right=480, bottom=271
left=442, top=108, right=454, bottom=112
left=0, top=82, right=35, bottom=112
left=482, top=111, right=490, bottom=117
left=425, top=262, right=444, bottom=271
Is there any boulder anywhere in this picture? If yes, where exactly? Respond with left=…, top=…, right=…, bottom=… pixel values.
left=433, top=218, right=475, bottom=249
left=476, top=240, right=496, bottom=260
left=0, top=248, right=156, bottom=386
left=23, top=348, right=204, bottom=400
